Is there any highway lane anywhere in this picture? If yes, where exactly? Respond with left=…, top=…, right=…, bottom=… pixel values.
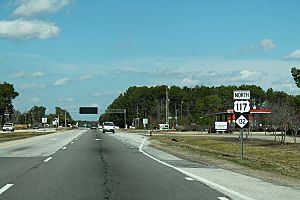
left=0, top=129, right=86, bottom=157
left=0, top=129, right=229, bottom=200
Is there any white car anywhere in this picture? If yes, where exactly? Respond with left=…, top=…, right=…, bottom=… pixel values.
left=2, top=123, right=15, bottom=132
left=102, top=122, right=115, bottom=133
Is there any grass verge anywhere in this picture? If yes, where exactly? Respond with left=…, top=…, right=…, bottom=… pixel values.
left=0, top=131, right=53, bottom=143
left=149, top=135, right=300, bottom=188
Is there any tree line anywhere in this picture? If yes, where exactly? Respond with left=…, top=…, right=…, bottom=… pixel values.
left=99, top=84, right=300, bottom=131
left=0, top=81, right=73, bottom=126
left=12, top=106, right=74, bottom=127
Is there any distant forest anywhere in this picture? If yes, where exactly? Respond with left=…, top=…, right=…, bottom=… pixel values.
left=99, top=85, right=300, bottom=130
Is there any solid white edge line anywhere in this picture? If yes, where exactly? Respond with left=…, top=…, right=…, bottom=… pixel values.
left=44, top=157, right=53, bottom=162
left=139, top=137, right=255, bottom=200
left=0, top=184, right=14, bottom=195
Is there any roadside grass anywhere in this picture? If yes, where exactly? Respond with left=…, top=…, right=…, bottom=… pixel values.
left=149, top=135, right=300, bottom=179
left=0, top=132, right=52, bottom=143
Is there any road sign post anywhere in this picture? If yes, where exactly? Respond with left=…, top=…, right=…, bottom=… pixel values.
left=234, top=90, right=250, bottom=159
left=240, top=129, right=243, bottom=159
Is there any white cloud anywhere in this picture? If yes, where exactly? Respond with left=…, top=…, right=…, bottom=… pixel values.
left=93, top=91, right=121, bottom=97
left=10, top=71, right=27, bottom=78
left=0, top=19, right=60, bottom=40
left=32, top=71, right=45, bottom=77
left=53, top=77, right=70, bottom=86
left=58, top=97, right=74, bottom=102
left=231, top=70, right=261, bottom=82
left=79, top=75, right=94, bottom=81
left=13, top=0, right=71, bottom=17
left=260, top=39, right=276, bottom=51
left=90, top=103, right=99, bottom=107
left=10, top=71, right=45, bottom=78
left=22, top=83, right=47, bottom=89
left=270, top=79, right=300, bottom=94
left=181, top=77, right=199, bottom=86
left=32, top=97, right=41, bottom=103
left=231, top=38, right=276, bottom=57
left=285, top=49, right=300, bottom=60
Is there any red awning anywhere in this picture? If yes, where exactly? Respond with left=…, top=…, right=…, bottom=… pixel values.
left=250, top=109, right=272, bottom=114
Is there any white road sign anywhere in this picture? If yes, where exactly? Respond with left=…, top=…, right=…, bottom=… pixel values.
left=234, top=90, right=250, bottom=100
left=215, top=122, right=227, bottom=130
left=143, top=118, right=148, bottom=125
left=236, top=115, right=248, bottom=128
left=42, top=117, right=47, bottom=124
left=234, top=100, right=250, bottom=113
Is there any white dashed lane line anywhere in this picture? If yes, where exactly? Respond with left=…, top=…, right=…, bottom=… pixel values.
left=185, top=177, right=194, bottom=181
left=0, top=184, right=14, bottom=195
left=44, top=157, right=53, bottom=162
left=218, top=197, right=230, bottom=200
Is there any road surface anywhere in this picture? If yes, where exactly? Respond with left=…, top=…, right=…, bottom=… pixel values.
left=0, top=129, right=228, bottom=200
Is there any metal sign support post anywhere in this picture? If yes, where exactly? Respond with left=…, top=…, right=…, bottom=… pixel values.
left=240, top=128, right=243, bottom=159
left=234, top=90, right=251, bottom=160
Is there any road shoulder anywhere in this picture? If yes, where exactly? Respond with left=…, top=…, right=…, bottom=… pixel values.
left=113, top=131, right=300, bottom=200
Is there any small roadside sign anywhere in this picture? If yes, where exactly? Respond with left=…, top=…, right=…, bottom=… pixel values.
left=42, top=118, right=47, bottom=124
left=143, top=118, right=148, bottom=125
left=234, top=100, right=250, bottom=113
left=234, top=90, right=250, bottom=100
left=215, top=122, right=227, bottom=131
left=235, top=114, right=249, bottom=128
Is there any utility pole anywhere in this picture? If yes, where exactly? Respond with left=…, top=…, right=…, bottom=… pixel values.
left=4, top=107, right=9, bottom=123
left=166, top=86, right=169, bottom=126
left=24, top=108, right=27, bottom=128
left=136, top=106, right=139, bottom=128
left=175, top=109, right=178, bottom=127
left=64, top=109, right=67, bottom=127
left=181, top=101, right=183, bottom=126
left=124, top=109, right=127, bottom=129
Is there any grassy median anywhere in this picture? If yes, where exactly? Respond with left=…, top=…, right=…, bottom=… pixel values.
left=150, top=135, right=300, bottom=181
left=0, top=131, right=52, bottom=143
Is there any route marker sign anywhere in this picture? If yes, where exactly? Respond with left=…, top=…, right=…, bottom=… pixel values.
left=234, top=100, right=250, bottom=113
left=233, top=90, right=251, bottom=160
left=234, top=90, right=250, bottom=100
left=235, top=114, right=249, bottom=128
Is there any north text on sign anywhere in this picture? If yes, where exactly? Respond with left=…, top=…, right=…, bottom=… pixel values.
left=233, top=90, right=250, bottom=100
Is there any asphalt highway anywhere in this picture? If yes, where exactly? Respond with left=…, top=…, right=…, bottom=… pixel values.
left=0, top=129, right=229, bottom=200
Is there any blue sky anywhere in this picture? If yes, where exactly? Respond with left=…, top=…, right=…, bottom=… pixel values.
left=1, top=0, right=300, bottom=120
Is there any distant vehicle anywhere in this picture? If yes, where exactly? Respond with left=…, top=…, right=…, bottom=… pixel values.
left=33, top=124, right=43, bottom=129
left=159, top=124, right=169, bottom=130
left=90, top=125, right=98, bottom=130
left=102, top=122, right=115, bottom=133
left=2, top=123, right=15, bottom=132
left=33, top=124, right=39, bottom=129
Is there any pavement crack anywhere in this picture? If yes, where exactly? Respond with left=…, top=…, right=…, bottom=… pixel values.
left=100, top=153, right=113, bottom=200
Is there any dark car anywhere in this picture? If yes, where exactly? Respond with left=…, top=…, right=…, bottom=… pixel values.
left=33, top=124, right=39, bottom=129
